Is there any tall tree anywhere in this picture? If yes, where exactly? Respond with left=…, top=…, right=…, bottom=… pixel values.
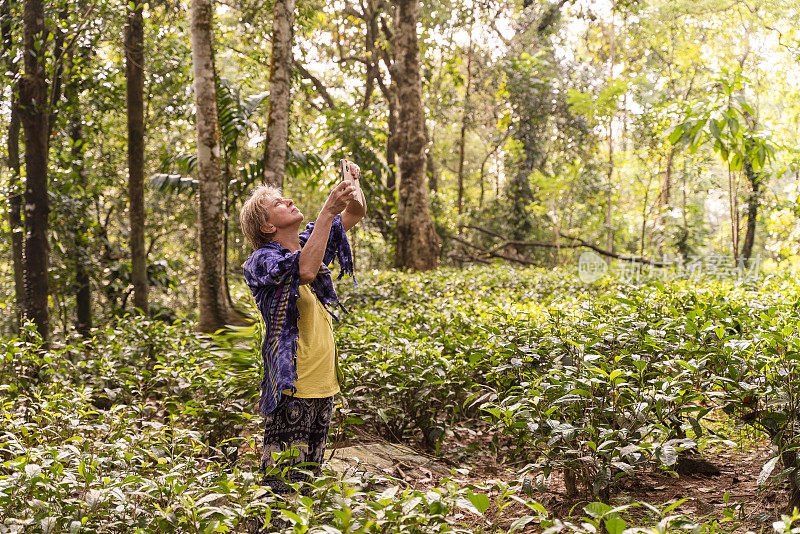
left=262, top=0, right=295, bottom=188
left=126, top=0, right=148, bottom=314
left=67, top=48, right=92, bottom=337
left=191, top=0, right=250, bottom=332
left=740, top=156, right=761, bottom=262
left=456, top=19, right=474, bottom=214
left=1, top=0, right=24, bottom=333
left=604, top=5, right=616, bottom=255
left=391, top=0, right=440, bottom=270
left=18, top=0, right=49, bottom=342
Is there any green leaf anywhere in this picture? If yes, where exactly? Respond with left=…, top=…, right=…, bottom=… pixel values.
left=584, top=502, right=612, bottom=518
left=509, top=516, right=536, bottom=532
left=605, top=516, right=626, bottom=534
left=282, top=510, right=304, bottom=525
left=709, top=119, right=721, bottom=140
left=729, top=152, right=742, bottom=172
left=727, top=113, right=740, bottom=137
left=668, top=125, right=684, bottom=145
left=757, top=456, right=780, bottom=486
left=691, top=122, right=705, bottom=147
left=715, top=324, right=725, bottom=340
left=662, top=498, right=689, bottom=515
left=659, top=444, right=677, bottom=467
left=467, top=492, right=491, bottom=514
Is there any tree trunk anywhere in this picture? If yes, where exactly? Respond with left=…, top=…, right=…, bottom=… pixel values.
left=728, top=167, right=739, bottom=261
left=456, top=30, right=473, bottom=214
left=47, top=6, right=67, bottom=138
left=386, top=83, right=399, bottom=193
left=640, top=173, right=654, bottom=257
left=741, top=158, right=760, bottom=262
left=604, top=8, right=616, bottom=257
left=19, top=0, right=49, bottom=343
left=262, top=0, right=295, bottom=188
left=361, top=0, right=378, bottom=112
left=191, top=0, right=251, bottom=332
left=371, top=79, right=398, bottom=242
left=126, top=1, right=149, bottom=315
left=391, top=0, right=440, bottom=270
left=67, top=51, right=92, bottom=337
left=3, top=0, right=24, bottom=332
left=424, top=121, right=437, bottom=193
left=426, top=151, right=438, bottom=193
left=5, top=96, right=24, bottom=333
left=656, top=148, right=674, bottom=252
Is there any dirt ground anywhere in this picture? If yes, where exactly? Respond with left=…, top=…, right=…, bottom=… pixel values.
left=328, top=423, right=788, bottom=532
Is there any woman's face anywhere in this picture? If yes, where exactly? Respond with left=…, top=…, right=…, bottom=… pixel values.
left=261, top=195, right=304, bottom=235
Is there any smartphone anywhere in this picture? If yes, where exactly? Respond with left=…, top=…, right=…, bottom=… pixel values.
left=340, top=159, right=363, bottom=207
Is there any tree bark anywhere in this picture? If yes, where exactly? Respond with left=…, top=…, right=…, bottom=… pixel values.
left=656, top=148, right=674, bottom=252
left=72, top=119, right=92, bottom=337
left=426, top=150, right=438, bottom=193
left=126, top=1, right=149, bottom=315
left=19, top=0, right=49, bottom=343
left=728, top=167, right=740, bottom=261
left=2, top=0, right=24, bottom=333
left=604, top=8, right=616, bottom=257
left=6, top=98, right=25, bottom=333
left=424, top=121, right=437, bottom=193
left=360, top=0, right=379, bottom=112
left=456, top=28, right=473, bottom=214
left=262, top=0, right=295, bottom=188
left=741, top=158, right=760, bottom=262
left=191, top=0, right=251, bottom=332
left=67, top=51, right=92, bottom=337
left=386, top=82, right=399, bottom=192
left=391, top=0, right=440, bottom=270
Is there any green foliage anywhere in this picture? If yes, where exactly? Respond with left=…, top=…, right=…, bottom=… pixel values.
left=334, top=265, right=800, bottom=508
left=9, top=266, right=800, bottom=529
left=668, top=71, right=775, bottom=175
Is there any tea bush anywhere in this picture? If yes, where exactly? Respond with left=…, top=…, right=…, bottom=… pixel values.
left=7, top=264, right=800, bottom=531
left=335, top=267, right=800, bottom=507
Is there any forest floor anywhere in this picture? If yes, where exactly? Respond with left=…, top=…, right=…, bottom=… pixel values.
left=326, top=422, right=785, bottom=532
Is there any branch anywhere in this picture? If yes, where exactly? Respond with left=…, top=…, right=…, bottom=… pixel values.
left=374, top=68, right=390, bottom=100
left=448, top=234, right=539, bottom=266
left=293, top=59, right=335, bottom=108
left=54, top=0, right=99, bottom=65
left=146, top=227, right=182, bottom=257
left=222, top=43, right=264, bottom=64
left=343, top=5, right=365, bottom=20
left=485, top=240, right=581, bottom=256
left=460, top=225, right=670, bottom=266
left=379, top=15, right=392, bottom=42
left=463, top=224, right=505, bottom=240
left=447, top=252, right=492, bottom=265
left=558, top=235, right=669, bottom=266
left=336, top=55, right=370, bottom=65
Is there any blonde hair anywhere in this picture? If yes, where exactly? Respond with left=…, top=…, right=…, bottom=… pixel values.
left=240, top=184, right=282, bottom=250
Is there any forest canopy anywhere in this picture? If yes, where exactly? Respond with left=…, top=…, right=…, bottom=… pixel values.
left=3, top=0, right=800, bottom=337
left=2, top=0, right=800, bottom=337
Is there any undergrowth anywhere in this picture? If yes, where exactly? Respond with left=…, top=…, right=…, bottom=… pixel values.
left=2, top=265, right=800, bottom=532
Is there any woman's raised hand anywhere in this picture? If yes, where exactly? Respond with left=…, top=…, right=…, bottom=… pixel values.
left=347, top=160, right=361, bottom=181
left=322, top=179, right=357, bottom=216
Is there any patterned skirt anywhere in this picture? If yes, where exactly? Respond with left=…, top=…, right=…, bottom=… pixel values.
left=259, top=394, right=335, bottom=494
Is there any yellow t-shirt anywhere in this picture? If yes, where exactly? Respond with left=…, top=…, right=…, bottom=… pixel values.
left=282, top=284, right=340, bottom=398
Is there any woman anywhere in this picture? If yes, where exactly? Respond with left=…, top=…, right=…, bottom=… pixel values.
left=239, top=160, right=365, bottom=498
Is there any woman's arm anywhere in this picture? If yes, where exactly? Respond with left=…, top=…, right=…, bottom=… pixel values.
left=299, top=181, right=356, bottom=284
left=341, top=188, right=366, bottom=232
